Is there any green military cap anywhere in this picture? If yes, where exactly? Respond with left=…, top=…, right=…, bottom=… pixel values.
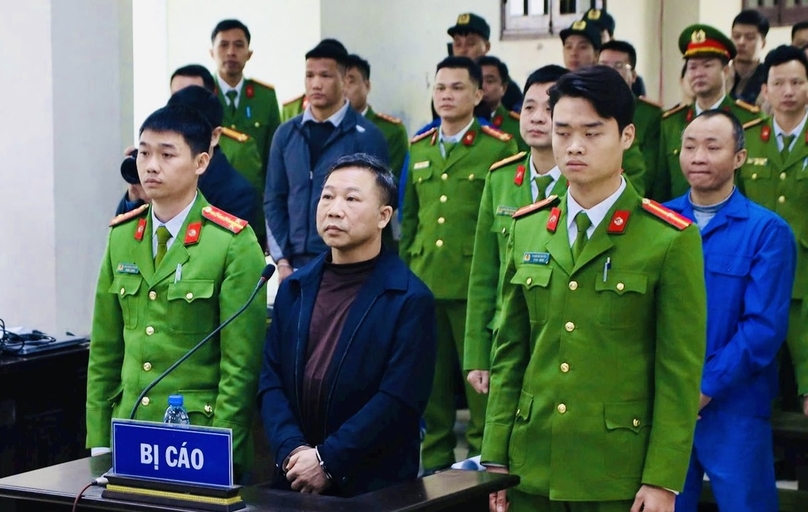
left=582, top=8, right=615, bottom=37
left=678, top=24, right=737, bottom=61
left=447, top=13, right=491, bottom=40
left=560, top=20, right=602, bottom=50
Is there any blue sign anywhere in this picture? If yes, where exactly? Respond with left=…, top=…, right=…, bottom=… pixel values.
left=111, top=419, right=233, bottom=487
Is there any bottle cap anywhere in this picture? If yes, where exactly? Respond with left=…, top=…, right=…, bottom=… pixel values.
left=167, top=394, right=183, bottom=407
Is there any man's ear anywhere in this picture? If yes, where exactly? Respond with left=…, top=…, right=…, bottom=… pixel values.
left=621, top=123, right=636, bottom=150
left=194, top=151, right=211, bottom=176
left=734, top=148, right=748, bottom=170
left=378, top=205, right=393, bottom=229
left=211, top=126, right=222, bottom=149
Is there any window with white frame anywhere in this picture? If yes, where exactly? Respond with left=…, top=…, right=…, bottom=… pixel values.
left=501, top=0, right=604, bottom=40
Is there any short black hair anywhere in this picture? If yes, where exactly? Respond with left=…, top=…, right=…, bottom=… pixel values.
left=346, top=54, right=371, bottom=80
left=548, top=66, right=635, bottom=132
left=478, top=55, right=510, bottom=84
left=792, top=20, right=808, bottom=40
left=599, top=40, right=637, bottom=69
left=306, top=39, right=350, bottom=67
left=436, top=56, right=482, bottom=88
left=167, top=85, right=224, bottom=130
left=139, top=105, right=213, bottom=157
left=523, top=65, right=569, bottom=95
left=325, top=153, right=397, bottom=208
left=211, top=19, right=251, bottom=44
left=733, top=9, right=770, bottom=37
left=763, top=44, right=808, bottom=80
left=170, top=64, right=215, bottom=93
left=688, top=110, right=745, bottom=153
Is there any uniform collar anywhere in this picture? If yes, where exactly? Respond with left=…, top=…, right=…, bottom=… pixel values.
left=216, top=75, right=244, bottom=97
left=439, top=117, right=475, bottom=144
left=566, top=176, right=626, bottom=243
left=151, top=192, right=197, bottom=253
left=773, top=109, right=808, bottom=142
left=695, top=95, right=725, bottom=116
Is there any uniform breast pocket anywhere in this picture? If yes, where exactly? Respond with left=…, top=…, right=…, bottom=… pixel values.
left=411, top=166, right=434, bottom=186
left=109, top=276, right=142, bottom=329
left=511, top=266, right=553, bottom=324
left=167, top=280, right=217, bottom=334
left=595, top=271, right=648, bottom=329
left=491, top=216, right=513, bottom=239
left=457, top=172, right=486, bottom=205
left=705, top=253, right=751, bottom=305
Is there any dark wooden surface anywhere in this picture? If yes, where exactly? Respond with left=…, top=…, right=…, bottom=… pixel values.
left=0, top=455, right=518, bottom=512
left=0, top=343, right=90, bottom=478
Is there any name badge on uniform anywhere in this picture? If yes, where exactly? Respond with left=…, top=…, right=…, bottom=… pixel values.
left=747, top=157, right=767, bottom=166
left=116, top=263, right=140, bottom=274
left=496, top=205, right=518, bottom=217
left=522, top=252, right=550, bottom=265
left=413, top=161, right=430, bottom=170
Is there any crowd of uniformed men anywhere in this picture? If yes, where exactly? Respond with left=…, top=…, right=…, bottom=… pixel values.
left=85, top=6, right=808, bottom=512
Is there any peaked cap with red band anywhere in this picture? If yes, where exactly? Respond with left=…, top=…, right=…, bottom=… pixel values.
left=679, top=24, right=736, bottom=61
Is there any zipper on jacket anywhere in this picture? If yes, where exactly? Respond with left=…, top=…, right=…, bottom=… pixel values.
left=294, top=287, right=305, bottom=418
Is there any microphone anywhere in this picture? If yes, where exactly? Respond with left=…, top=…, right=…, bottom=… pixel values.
left=129, top=264, right=275, bottom=419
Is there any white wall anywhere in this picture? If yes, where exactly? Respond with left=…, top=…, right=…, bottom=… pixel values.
left=0, top=0, right=133, bottom=334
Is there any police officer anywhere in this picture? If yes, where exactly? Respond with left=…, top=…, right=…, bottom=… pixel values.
left=739, top=44, right=808, bottom=414
left=399, top=56, right=517, bottom=473
left=654, top=24, right=763, bottom=202
left=465, top=65, right=569, bottom=398
left=560, top=19, right=601, bottom=71
left=478, top=56, right=527, bottom=151
left=86, top=105, right=267, bottom=478
left=483, top=66, right=706, bottom=512
left=210, top=19, right=281, bottom=171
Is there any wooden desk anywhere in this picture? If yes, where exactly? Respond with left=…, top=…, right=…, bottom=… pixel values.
left=0, top=455, right=519, bottom=511
left=0, top=343, right=89, bottom=477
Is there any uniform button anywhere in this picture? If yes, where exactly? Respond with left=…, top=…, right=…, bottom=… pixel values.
left=632, top=418, right=641, bottom=428
left=441, top=173, right=448, bottom=180
left=616, top=282, right=625, bottom=291
left=468, top=174, right=475, bottom=180
left=557, top=403, right=567, bottom=414
left=185, top=292, right=194, bottom=300
left=515, top=408, right=520, bottom=417
left=565, top=322, right=575, bottom=332
left=143, top=362, right=152, bottom=372
left=141, top=397, right=150, bottom=406
left=204, top=404, right=213, bottom=414
left=673, top=148, right=679, bottom=155
left=501, top=227, right=507, bottom=235
left=119, top=287, right=125, bottom=296
left=778, top=195, right=786, bottom=204
left=780, top=172, right=787, bottom=180
left=148, top=291, right=157, bottom=300
left=230, top=124, right=236, bottom=129
left=751, top=173, right=758, bottom=180
left=418, top=177, right=423, bottom=183
left=526, top=277, right=533, bottom=285
left=438, top=217, right=445, bottom=224
left=436, top=239, right=444, bottom=247
left=560, top=362, right=570, bottom=373
left=254, top=121, right=260, bottom=128
left=568, top=281, right=578, bottom=291
left=145, top=326, right=154, bottom=336
left=440, top=195, right=448, bottom=203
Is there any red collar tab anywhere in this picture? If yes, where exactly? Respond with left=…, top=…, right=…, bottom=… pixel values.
left=686, top=108, right=694, bottom=123
left=430, top=130, right=438, bottom=146
left=546, top=207, right=561, bottom=233
left=245, top=84, right=254, bottom=98
left=184, top=222, right=202, bottom=245
left=134, top=218, right=146, bottom=241
left=463, top=130, right=477, bottom=146
left=514, top=165, right=526, bottom=186
left=492, top=115, right=503, bottom=127
left=761, top=125, right=771, bottom=142
left=607, top=210, right=630, bottom=234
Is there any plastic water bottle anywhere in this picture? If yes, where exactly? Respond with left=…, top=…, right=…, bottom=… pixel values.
left=163, top=394, right=190, bottom=425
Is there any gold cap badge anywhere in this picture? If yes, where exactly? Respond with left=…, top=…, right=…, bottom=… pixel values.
left=691, top=29, right=706, bottom=43
left=458, top=13, right=470, bottom=24
left=572, top=20, right=587, bottom=30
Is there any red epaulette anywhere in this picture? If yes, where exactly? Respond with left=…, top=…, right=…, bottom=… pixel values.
left=249, top=78, right=275, bottom=90
left=481, top=124, right=513, bottom=142
left=220, top=127, right=250, bottom=142
left=201, top=205, right=248, bottom=234
left=662, top=103, right=689, bottom=119
left=411, top=127, right=437, bottom=144
left=489, top=151, right=527, bottom=172
left=513, top=195, right=560, bottom=219
left=641, top=198, right=692, bottom=230
left=375, top=111, right=402, bottom=124
left=109, top=203, right=148, bottom=227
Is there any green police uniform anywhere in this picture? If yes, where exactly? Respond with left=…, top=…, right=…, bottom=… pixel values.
left=281, top=94, right=306, bottom=123
left=217, top=78, right=281, bottom=172
left=491, top=105, right=528, bottom=152
left=465, top=152, right=567, bottom=373
left=481, top=185, right=706, bottom=503
left=633, top=96, right=662, bottom=189
left=366, top=105, right=409, bottom=251
left=400, top=120, right=517, bottom=470
left=622, top=135, right=647, bottom=197
left=85, top=195, right=267, bottom=475
left=739, top=116, right=808, bottom=397
left=654, top=96, right=761, bottom=201
left=219, top=127, right=267, bottom=248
